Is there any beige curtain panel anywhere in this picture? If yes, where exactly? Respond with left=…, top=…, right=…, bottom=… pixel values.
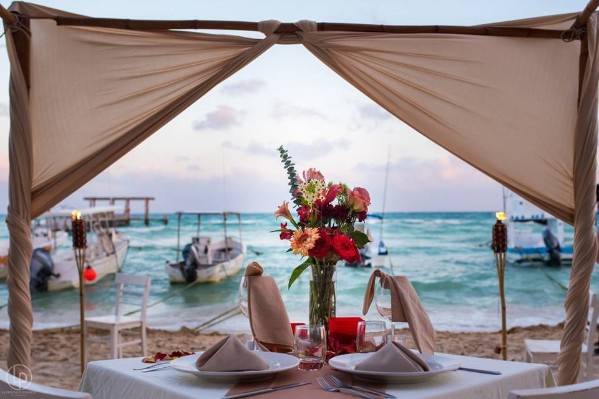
left=3, top=1, right=597, bottom=386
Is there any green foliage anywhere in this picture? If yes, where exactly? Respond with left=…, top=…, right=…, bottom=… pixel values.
left=278, top=146, right=302, bottom=207
left=351, top=230, right=370, bottom=248
left=288, top=257, right=313, bottom=288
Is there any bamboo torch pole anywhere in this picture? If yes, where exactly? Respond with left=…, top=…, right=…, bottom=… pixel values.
left=492, top=212, right=508, bottom=360
left=71, top=210, right=87, bottom=375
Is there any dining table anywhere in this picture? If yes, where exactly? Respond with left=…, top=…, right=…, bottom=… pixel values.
left=80, top=352, right=555, bottom=399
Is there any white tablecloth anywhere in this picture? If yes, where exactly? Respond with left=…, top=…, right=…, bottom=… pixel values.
left=81, top=354, right=555, bottom=399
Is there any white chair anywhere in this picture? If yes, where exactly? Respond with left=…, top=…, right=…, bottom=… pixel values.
left=86, top=273, right=151, bottom=359
left=508, top=379, right=599, bottom=399
left=0, top=368, right=92, bottom=398
left=524, top=292, right=599, bottom=380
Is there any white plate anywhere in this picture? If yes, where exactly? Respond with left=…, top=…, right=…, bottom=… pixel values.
left=170, top=352, right=299, bottom=381
left=328, top=353, right=460, bottom=384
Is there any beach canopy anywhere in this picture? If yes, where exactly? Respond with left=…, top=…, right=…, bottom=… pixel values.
left=2, top=0, right=598, bottom=385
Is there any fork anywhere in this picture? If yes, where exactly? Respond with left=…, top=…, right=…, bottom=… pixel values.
left=324, top=375, right=396, bottom=399
left=133, top=361, right=169, bottom=371
left=316, top=376, right=378, bottom=399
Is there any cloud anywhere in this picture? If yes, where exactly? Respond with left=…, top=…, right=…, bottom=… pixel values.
left=192, top=105, right=242, bottom=131
left=354, top=155, right=502, bottom=211
left=0, top=102, right=8, bottom=118
left=224, top=139, right=350, bottom=160
left=358, top=103, right=392, bottom=121
left=221, top=79, right=266, bottom=95
left=271, top=101, right=326, bottom=120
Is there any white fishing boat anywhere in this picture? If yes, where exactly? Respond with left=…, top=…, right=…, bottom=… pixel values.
left=31, top=207, right=130, bottom=292
left=0, top=224, right=68, bottom=280
left=165, top=212, right=245, bottom=284
left=503, top=189, right=572, bottom=265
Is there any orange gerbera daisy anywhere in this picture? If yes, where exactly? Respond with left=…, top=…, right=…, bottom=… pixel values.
left=290, top=228, right=319, bottom=256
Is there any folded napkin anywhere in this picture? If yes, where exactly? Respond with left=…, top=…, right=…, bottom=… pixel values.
left=245, top=262, right=294, bottom=352
left=362, top=270, right=435, bottom=355
left=355, top=342, right=429, bottom=372
left=196, top=335, right=269, bottom=372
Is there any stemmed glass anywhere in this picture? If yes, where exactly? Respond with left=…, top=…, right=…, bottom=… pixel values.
left=238, top=276, right=257, bottom=350
left=374, top=279, right=405, bottom=343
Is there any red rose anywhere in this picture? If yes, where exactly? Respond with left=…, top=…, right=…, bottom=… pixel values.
left=279, top=223, right=293, bottom=240
left=309, top=228, right=332, bottom=259
left=331, top=233, right=360, bottom=263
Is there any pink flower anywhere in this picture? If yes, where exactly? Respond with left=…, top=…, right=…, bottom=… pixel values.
left=323, top=184, right=342, bottom=205
left=274, top=201, right=292, bottom=221
left=302, top=168, right=324, bottom=182
left=348, top=187, right=371, bottom=213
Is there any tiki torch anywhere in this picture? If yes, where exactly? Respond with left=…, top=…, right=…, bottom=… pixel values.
left=71, top=210, right=87, bottom=374
left=492, top=211, right=508, bottom=360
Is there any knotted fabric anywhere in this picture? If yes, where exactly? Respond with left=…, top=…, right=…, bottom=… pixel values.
left=362, top=270, right=435, bottom=355
left=244, top=262, right=294, bottom=352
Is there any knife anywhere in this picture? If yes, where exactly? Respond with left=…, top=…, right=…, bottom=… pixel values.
left=222, top=382, right=310, bottom=399
left=458, top=367, right=502, bottom=375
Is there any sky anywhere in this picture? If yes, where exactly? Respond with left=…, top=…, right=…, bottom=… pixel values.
left=0, top=0, right=591, bottom=213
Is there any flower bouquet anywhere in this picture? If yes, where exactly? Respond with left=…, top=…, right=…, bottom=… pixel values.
left=274, top=146, right=371, bottom=327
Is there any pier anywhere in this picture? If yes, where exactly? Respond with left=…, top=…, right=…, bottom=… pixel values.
left=84, top=196, right=168, bottom=226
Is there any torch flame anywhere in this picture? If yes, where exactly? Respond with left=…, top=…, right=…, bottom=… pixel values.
left=496, top=211, right=506, bottom=221
left=71, top=210, right=81, bottom=220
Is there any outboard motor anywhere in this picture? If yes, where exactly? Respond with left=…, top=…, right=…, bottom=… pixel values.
left=182, top=243, right=198, bottom=283
left=30, top=247, right=59, bottom=293
left=542, top=226, right=562, bottom=266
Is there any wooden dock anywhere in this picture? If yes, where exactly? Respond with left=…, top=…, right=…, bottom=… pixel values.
left=83, top=196, right=168, bottom=226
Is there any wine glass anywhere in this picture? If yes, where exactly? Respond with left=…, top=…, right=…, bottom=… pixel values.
left=238, top=276, right=257, bottom=350
left=374, top=279, right=406, bottom=342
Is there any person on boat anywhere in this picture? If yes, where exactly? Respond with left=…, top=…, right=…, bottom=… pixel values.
left=540, top=220, right=561, bottom=266
left=30, top=244, right=60, bottom=293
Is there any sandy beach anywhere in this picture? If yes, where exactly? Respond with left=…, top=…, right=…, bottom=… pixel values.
left=0, top=323, right=568, bottom=390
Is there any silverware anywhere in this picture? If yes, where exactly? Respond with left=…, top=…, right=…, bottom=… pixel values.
left=141, top=366, right=170, bottom=373
left=317, top=376, right=378, bottom=399
left=324, top=375, right=396, bottom=399
left=458, top=367, right=501, bottom=375
left=222, top=381, right=310, bottom=399
left=133, top=361, right=169, bottom=371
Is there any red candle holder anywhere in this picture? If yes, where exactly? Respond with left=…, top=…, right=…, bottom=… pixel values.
left=327, top=316, right=364, bottom=356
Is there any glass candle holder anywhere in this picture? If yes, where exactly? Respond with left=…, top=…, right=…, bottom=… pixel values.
left=294, top=325, right=326, bottom=371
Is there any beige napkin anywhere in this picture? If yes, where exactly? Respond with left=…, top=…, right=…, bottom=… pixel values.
left=245, top=262, right=294, bottom=352
left=196, top=335, right=269, bottom=371
left=362, top=269, right=435, bottom=355
left=355, top=342, right=429, bottom=372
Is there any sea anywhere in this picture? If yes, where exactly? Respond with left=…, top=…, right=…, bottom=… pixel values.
left=1, top=212, right=598, bottom=332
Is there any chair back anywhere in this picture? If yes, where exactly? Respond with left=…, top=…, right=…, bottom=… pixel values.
left=114, top=273, right=151, bottom=322
left=0, top=368, right=92, bottom=398
left=584, top=291, right=599, bottom=377
left=508, top=379, right=599, bottom=399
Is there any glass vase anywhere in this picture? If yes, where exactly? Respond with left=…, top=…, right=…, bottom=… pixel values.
left=309, top=261, right=336, bottom=328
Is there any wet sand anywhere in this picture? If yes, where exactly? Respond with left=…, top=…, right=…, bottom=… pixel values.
left=0, top=323, right=570, bottom=390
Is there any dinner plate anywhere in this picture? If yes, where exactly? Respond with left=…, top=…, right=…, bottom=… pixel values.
left=328, top=353, right=460, bottom=384
left=170, top=352, right=299, bottom=381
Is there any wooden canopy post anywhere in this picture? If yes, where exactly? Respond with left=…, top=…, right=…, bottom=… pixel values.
left=0, top=4, right=16, bottom=25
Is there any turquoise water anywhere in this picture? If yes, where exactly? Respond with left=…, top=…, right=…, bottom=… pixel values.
left=0, top=212, right=597, bottom=332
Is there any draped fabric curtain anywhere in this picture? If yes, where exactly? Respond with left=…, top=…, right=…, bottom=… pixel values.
left=4, top=2, right=597, bottom=385
left=5, top=1, right=279, bottom=373
left=296, top=16, right=597, bottom=385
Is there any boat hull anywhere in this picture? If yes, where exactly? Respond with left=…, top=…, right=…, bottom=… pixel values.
left=46, top=239, right=129, bottom=291
left=166, top=252, right=244, bottom=283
